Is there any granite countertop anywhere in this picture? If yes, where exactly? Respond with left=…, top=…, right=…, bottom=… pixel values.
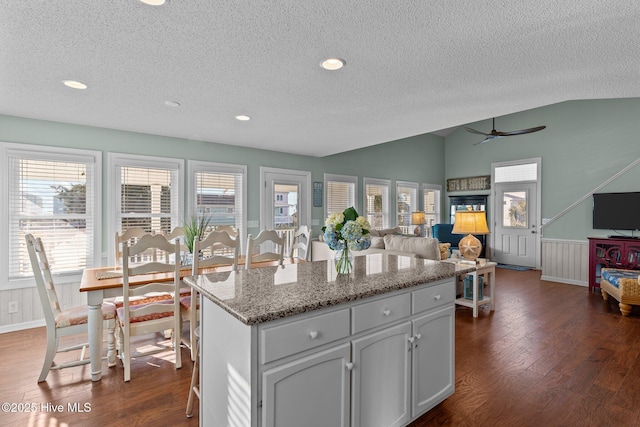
left=183, top=253, right=476, bottom=325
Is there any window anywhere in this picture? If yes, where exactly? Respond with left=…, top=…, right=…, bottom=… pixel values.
left=2, top=143, right=101, bottom=286
left=364, top=178, right=390, bottom=230
left=188, top=161, right=246, bottom=248
left=324, top=174, right=358, bottom=218
left=422, top=184, right=441, bottom=236
left=396, top=181, right=418, bottom=233
left=109, top=154, right=183, bottom=264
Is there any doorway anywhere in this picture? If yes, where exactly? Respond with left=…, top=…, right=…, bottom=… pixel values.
left=491, top=159, right=541, bottom=268
left=260, top=167, right=311, bottom=255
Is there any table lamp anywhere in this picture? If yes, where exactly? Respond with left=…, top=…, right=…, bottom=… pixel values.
left=452, top=210, right=490, bottom=260
left=411, top=211, right=426, bottom=237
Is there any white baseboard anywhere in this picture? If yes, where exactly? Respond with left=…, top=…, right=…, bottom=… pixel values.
left=540, top=275, right=588, bottom=287
left=0, top=319, right=45, bottom=334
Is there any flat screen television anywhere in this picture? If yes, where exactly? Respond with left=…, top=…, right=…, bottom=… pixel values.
left=593, top=192, right=640, bottom=230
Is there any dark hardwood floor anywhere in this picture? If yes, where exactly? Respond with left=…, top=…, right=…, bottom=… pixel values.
left=2, top=269, right=640, bottom=426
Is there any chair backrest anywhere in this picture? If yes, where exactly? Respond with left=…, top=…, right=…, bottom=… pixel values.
left=25, top=234, right=60, bottom=327
left=192, top=231, right=239, bottom=274
left=246, top=230, right=285, bottom=269
left=432, top=223, right=463, bottom=247
left=115, top=227, right=155, bottom=265
left=215, top=225, right=238, bottom=239
left=121, top=234, right=181, bottom=320
left=290, top=225, right=311, bottom=261
left=164, top=226, right=189, bottom=262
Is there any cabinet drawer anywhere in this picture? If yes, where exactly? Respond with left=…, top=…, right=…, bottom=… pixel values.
left=260, top=309, right=350, bottom=364
left=412, top=280, right=454, bottom=314
left=351, top=293, right=411, bottom=334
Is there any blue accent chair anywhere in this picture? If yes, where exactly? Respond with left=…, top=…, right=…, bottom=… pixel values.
left=432, top=224, right=462, bottom=252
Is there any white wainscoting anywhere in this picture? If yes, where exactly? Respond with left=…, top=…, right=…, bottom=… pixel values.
left=541, top=239, right=589, bottom=286
left=0, top=280, right=84, bottom=333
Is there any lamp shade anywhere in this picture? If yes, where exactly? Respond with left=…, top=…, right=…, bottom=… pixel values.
left=452, top=211, right=490, bottom=235
left=411, top=211, right=426, bottom=225
left=452, top=211, right=489, bottom=260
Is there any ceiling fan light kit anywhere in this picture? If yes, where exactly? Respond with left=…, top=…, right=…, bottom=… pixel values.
left=466, top=118, right=546, bottom=145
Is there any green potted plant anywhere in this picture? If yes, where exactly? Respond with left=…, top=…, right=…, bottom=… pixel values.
left=183, top=215, right=212, bottom=254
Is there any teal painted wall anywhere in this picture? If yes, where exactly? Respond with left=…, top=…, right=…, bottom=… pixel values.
left=3, top=98, right=638, bottom=250
left=443, top=98, right=640, bottom=240
left=0, top=114, right=445, bottom=249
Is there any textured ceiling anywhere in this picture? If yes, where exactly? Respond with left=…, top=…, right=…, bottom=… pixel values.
left=2, top=1, right=640, bottom=156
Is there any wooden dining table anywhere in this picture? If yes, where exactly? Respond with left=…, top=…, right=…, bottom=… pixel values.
left=80, top=258, right=301, bottom=381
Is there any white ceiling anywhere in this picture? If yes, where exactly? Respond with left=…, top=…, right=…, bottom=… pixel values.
left=2, top=1, right=640, bottom=157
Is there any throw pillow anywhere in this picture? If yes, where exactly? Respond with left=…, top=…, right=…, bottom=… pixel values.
left=370, top=236, right=385, bottom=249
left=438, top=243, right=451, bottom=260
left=383, top=235, right=440, bottom=260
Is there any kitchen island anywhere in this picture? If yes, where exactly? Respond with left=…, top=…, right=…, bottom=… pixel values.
left=184, top=253, right=474, bottom=427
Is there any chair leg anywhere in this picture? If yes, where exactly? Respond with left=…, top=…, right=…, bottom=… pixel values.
left=38, top=329, right=59, bottom=383
left=107, top=321, right=117, bottom=367
left=186, top=328, right=200, bottom=418
left=190, top=320, right=197, bottom=362
left=174, top=316, right=181, bottom=370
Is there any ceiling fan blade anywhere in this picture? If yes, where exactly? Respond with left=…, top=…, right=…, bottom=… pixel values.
left=465, top=127, right=491, bottom=136
left=499, top=126, right=546, bottom=136
left=473, top=135, right=502, bottom=145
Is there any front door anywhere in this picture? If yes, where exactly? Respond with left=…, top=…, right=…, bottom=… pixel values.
left=492, top=182, right=538, bottom=267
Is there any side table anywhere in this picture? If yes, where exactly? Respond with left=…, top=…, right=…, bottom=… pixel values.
left=451, top=260, right=496, bottom=317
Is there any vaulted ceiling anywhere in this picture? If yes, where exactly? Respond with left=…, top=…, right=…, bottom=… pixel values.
left=2, top=1, right=639, bottom=156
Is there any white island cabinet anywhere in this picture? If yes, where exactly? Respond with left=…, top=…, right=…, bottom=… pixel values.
left=186, top=254, right=471, bottom=427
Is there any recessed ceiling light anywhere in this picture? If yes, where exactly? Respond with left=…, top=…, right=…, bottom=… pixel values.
left=235, top=115, right=251, bottom=121
left=62, top=80, right=88, bottom=90
left=164, top=100, right=181, bottom=107
left=320, top=58, right=345, bottom=71
left=140, top=0, right=166, bottom=5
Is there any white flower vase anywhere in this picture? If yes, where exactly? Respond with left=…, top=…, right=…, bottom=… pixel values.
left=334, top=248, right=353, bottom=275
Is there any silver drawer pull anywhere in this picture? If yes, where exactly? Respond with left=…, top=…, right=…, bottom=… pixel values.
left=382, top=309, right=391, bottom=317
left=309, top=331, right=318, bottom=340
left=415, top=333, right=422, bottom=340
left=346, top=362, right=354, bottom=371
left=433, top=294, right=441, bottom=301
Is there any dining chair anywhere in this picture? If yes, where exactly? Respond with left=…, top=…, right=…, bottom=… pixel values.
left=215, top=224, right=238, bottom=238
left=25, top=234, right=117, bottom=383
left=117, top=234, right=182, bottom=382
left=164, top=226, right=189, bottom=262
left=114, top=227, right=155, bottom=266
left=245, top=229, right=285, bottom=269
left=290, top=225, right=311, bottom=261
left=181, top=230, right=239, bottom=361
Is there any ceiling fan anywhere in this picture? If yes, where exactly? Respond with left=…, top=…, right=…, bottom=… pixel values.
left=465, top=118, right=546, bottom=145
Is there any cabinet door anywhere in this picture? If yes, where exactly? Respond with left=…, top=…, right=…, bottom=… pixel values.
left=262, top=343, right=350, bottom=427
left=411, top=305, right=455, bottom=417
left=351, top=322, right=412, bottom=427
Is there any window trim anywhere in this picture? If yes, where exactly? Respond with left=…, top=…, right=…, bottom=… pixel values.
left=187, top=160, right=247, bottom=252
left=1, top=142, right=102, bottom=290
left=108, top=153, right=184, bottom=265
left=363, top=177, right=391, bottom=230
left=324, top=173, right=359, bottom=219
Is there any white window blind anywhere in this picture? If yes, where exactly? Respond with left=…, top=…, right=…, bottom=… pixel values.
left=495, top=163, right=537, bottom=183
left=325, top=174, right=357, bottom=218
left=7, top=149, right=98, bottom=279
left=116, top=166, right=178, bottom=234
left=396, top=181, right=418, bottom=232
left=189, top=161, right=246, bottom=248
left=364, top=178, right=390, bottom=230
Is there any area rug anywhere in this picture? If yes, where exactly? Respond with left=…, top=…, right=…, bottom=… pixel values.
left=496, top=264, right=530, bottom=271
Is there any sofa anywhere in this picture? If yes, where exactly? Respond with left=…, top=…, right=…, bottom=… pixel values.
left=311, top=227, right=447, bottom=262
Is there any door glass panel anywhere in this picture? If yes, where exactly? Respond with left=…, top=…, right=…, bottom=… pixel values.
left=274, top=183, right=299, bottom=255
left=502, top=191, right=527, bottom=228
